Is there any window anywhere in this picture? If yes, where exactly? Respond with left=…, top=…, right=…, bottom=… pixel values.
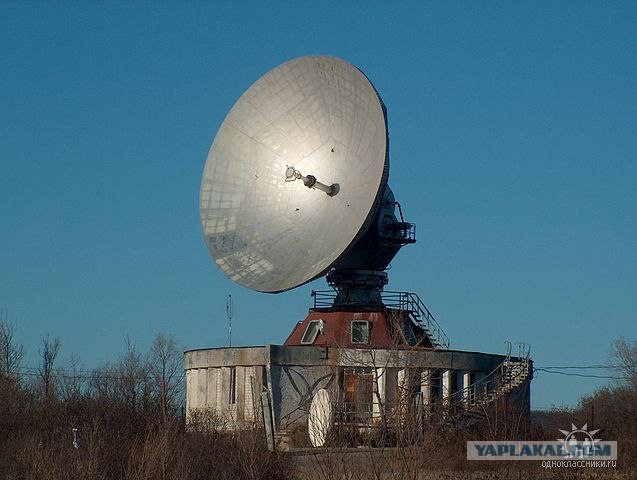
left=351, top=321, right=370, bottom=344
left=301, top=320, right=322, bottom=344
left=229, top=366, right=236, bottom=404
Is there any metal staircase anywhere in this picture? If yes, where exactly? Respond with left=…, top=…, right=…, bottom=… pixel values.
left=382, top=291, right=449, bottom=348
left=443, top=342, right=531, bottom=423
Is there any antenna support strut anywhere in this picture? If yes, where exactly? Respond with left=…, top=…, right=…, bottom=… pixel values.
left=285, top=166, right=339, bottom=196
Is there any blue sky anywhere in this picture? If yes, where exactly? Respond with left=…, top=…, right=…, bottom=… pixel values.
left=1, top=2, right=635, bottom=410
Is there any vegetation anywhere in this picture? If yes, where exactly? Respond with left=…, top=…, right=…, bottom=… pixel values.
left=530, top=337, right=637, bottom=475
left=0, top=322, right=288, bottom=480
left=0, top=318, right=634, bottom=479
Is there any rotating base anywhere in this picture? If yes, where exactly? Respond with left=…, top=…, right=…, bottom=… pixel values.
left=326, top=269, right=388, bottom=307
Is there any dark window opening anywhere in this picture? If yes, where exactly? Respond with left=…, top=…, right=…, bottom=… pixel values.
left=351, top=320, right=370, bottom=344
left=229, top=366, right=236, bottom=404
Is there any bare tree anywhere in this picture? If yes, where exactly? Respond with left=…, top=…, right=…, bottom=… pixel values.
left=89, top=360, right=115, bottom=400
left=610, top=336, right=637, bottom=389
left=60, top=353, right=85, bottom=401
left=148, top=332, right=184, bottom=423
left=39, top=333, right=61, bottom=400
left=0, top=317, right=25, bottom=380
left=116, top=336, right=149, bottom=411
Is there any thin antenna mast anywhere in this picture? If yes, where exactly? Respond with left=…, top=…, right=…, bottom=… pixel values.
left=226, top=294, right=232, bottom=347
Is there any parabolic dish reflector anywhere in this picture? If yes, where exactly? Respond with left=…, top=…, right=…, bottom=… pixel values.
left=200, top=55, right=388, bottom=292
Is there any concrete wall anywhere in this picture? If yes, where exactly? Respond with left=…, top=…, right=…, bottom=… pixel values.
left=189, top=365, right=265, bottom=427
left=270, top=364, right=336, bottom=429
left=184, top=345, right=531, bottom=432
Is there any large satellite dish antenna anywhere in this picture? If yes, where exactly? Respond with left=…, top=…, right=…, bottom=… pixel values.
left=201, top=55, right=414, bottom=303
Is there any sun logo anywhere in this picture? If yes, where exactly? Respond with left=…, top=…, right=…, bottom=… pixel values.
left=558, top=423, right=601, bottom=458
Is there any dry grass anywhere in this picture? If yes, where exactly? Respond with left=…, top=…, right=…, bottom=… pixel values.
left=2, top=376, right=634, bottom=479
left=1, top=326, right=635, bottom=479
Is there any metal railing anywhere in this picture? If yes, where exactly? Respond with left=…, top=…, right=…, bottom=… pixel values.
left=383, top=291, right=449, bottom=349
left=442, top=352, right=531, bottom=419
left=329, top=355, right=532, bottom=430
left=311, top=290, right=337, bottom=308
left=384, top=221, right=416, bottom=243
left=310, top=290, right=450, bottom=349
